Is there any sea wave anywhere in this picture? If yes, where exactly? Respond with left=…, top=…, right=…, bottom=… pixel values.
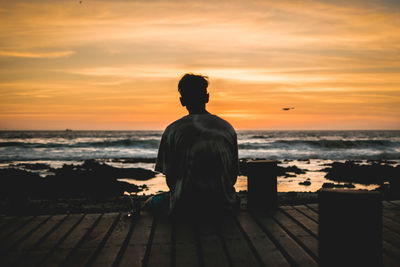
left=238, top=139, right=399, bottom=150
left=0, top=138, right=160, bottom=149
left=2, top=138, right=398, bottom=150
left=1, top=130, right=399, bottom=161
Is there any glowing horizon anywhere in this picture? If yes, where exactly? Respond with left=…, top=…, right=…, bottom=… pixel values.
left=0, top=0, right=399, bottom=130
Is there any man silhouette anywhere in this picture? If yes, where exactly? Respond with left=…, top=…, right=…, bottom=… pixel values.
left=155, top=73, right=239, bottom=215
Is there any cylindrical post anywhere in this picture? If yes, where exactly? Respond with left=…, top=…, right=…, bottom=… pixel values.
left=318, top=189, right=382, bottom=267
left=390, top=177, right=400, bottom=199
left=247, top=160, right=277, bottom=211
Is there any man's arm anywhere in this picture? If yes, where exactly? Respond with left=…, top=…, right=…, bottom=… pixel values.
left=155, top=129, right=177, bottom=190
left=166, top=175, right=177, bottom=190
left=232, top=131, right=239, bottom=185
left=155, top=130, right=168, bottom=173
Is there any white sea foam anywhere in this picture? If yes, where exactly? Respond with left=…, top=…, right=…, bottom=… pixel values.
left=0, top=130, right=399, bottom=161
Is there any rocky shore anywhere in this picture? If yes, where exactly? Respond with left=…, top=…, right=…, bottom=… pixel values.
left=0, top=158, right=399, bottom=215
left=0, top=160, right=155, bottom=200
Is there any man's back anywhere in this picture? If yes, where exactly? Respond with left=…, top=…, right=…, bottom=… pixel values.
left=155, top=113, right=239, bottom=214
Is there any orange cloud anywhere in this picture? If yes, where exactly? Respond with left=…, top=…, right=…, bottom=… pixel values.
left=0, top=50, right=75, bottom=58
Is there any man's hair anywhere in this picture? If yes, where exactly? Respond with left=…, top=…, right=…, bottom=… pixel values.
left=178, top=74, right=209, bottom=104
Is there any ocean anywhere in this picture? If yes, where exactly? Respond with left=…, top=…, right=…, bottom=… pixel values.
left=1, top=130, right=399, bottom=194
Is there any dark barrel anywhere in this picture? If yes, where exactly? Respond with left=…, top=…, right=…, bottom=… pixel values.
left=318, top=189, right=382, bottom=267
left=247, top=160, right=278, bottom=211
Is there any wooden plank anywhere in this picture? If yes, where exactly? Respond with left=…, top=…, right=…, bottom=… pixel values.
left=383, top=226, right=400, bottom=249
left=387, top=201, right=400, bottom=208
left=237, top=211, right=290, bottom=267
left=390, top=200, right=400, bottom=206
left=2, top=214, right=67, bottom=266
left=90, top=213, right=132, bottom=266
left=0, top=216, right=34, bottom=240
left=41, top=213, right=101, bottom=267
left=383, top=216, right=400, bottom=235
left=62, top=212, right=119, bottom=267
left=383, top=240, right=400, bottom=261
left=195, top=219, right=230, bottom=267
left=306, top=203, right=319, bottom=213
left=292, top=205, right=318, bottom=222
left=118, top=212, right=154, bottom=267
left=383, top=201, right=400, bottom=209
left=383, top=202, right=400, bottom=221
left=175, top=220, right=200, bottom=267
left=253, top=212, right=317, bottom=267
left=383, top=210, right=400, bottom=223
left=384, top=253, right=400, bottom=267
left=0, top=216, right=17, bottom=231
left=146, top=216, right=172, bottom=267
left=0, top=215, right=51, bottom=252
left=272, top=210, right=318, bottom=261
left=15, top=215, right=66, bottom=250
left=18, top=214, right=85, bottom=267
left=218, top=215, right=260, bottom=267
left=280, top=206, right=318, bottom=237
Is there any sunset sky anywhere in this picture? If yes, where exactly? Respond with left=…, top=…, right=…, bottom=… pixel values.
left=0, top=0, right=399, bottom=130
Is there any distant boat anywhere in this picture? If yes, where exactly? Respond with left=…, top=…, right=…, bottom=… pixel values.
left=282, top=107, right=295, bottom=111
left=65, top=129, right=73, bottom=132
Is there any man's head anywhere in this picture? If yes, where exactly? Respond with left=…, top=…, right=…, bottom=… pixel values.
left=178, top=74, right=209, bottom=112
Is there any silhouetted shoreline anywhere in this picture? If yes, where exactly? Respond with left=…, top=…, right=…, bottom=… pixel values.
left=0, top=158, right=399, bottom=215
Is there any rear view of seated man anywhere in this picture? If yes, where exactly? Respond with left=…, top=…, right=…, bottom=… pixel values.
left=155, top=73, right=239, bottom=216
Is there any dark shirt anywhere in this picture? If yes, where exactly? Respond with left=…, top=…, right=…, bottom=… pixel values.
left=155, top=113, right=239, bottom=213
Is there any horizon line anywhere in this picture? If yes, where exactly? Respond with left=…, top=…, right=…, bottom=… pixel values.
left=1, top=129, right=399, bottom=131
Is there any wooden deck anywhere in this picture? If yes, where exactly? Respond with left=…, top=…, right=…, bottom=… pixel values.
left=1, top=201, right=400, bottom=267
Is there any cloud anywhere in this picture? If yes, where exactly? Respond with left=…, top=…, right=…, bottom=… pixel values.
left=66, top=66, right=332, bottom=85
left=0, top=50, right=75, bottom=59
left=0, top=0, right=399, bottom=129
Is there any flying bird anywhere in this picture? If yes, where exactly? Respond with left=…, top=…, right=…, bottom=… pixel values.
left=282, top=107, right=295, bottom=111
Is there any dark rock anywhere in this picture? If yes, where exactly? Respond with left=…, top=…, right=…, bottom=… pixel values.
left=0, top=168, right=43, bottom=198
left=366, top=159, right=396, bottom=165
left=239, top=159, right=307, bottom=177
left=0, top=160, right=155, bottom=201
left=322, top=182, right=356, bottom=189
left=321, top=160, right=399, bottom=185
left=322, top=182, right=335, bottom=188
left=277, top=165, right=307, bottom=177
left=109, top=158, right=156, bottom=164
left=284, top=165, right=307, bottom=174
left=299, top=180, right=311, bottom=186
left=62, top=159, right=157, bottom=180
left=10, top=163, right=52, bottom=170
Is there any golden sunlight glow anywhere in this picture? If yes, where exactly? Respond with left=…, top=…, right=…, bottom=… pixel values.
left=0, top=0, right=399, bottom=130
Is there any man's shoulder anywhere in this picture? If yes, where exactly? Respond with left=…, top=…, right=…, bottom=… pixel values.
left=209, top=114, right=235, bottom=130
left=170, top=114, right=234, bottom=129
left=164, top=115, right=190, bottom=132
left=197, top=114, right=236, bottom=136
left=160, top=116, right=189, bottom=140
left=163, top=114, right=236, bottom=139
